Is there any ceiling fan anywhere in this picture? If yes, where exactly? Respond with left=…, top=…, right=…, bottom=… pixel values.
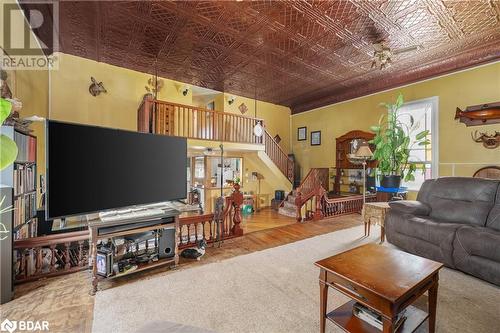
left=370, top=42, right=422, bottom=70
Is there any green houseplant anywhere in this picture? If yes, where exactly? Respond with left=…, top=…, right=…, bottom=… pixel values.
left=0, top=98, right=18, bottom=225
left=0, top=98, right=18, bottom=170
left=369, top=94, right=429, bottom=188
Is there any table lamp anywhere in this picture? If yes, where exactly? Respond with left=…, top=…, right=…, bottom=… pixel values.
left=355, top=144, right=373, bottom=205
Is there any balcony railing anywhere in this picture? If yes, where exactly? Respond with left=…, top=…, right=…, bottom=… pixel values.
left=138, top=97, right=294, bottom=182
left=139, top=97, right=264, bottom=145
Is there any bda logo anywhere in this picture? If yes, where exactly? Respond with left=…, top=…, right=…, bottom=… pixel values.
left=0, top=319, right=17, bottom=333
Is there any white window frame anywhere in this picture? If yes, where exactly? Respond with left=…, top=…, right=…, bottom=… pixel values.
left=397, top=96, right=439, bottom=191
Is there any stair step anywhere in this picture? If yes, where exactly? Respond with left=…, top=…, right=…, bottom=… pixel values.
left=278, top=207, right=296, bottom=218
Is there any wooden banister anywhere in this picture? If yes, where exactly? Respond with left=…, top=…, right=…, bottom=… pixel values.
left=178, top=183, right=243, bottom=248
left=294, top=168, right=329, bottom=221
left=13, top=185, right=244, bottom=284
left=139, top=99, right=265, bottom=145
left=264, top=130, right=294, bottom=182
left=138, top=98, right=294, bottom=182
left=13, top=230, right=90, bottom=283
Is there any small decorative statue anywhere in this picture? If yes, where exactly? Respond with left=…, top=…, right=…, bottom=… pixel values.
left=145, top=76, right=164, bottom=96
left=180, top=239, right=207, bottom=261
left=88, top=77, right=107, bottom=96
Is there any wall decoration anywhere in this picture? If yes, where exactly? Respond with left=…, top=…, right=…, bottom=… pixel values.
left=455, top=102, right=500, bottom=126
left=145, top=76, right=164, bottom=96
left=471, top=131, right=500, bottom=149
left=238, top=102, right=248, bottom=114
left=297, top=127, right=307, bottom=141
left=311, top=131, right=321, bottom=146
left=273, top=134, right=281, bottom=144
left=88, top=77, right=107, bottom=96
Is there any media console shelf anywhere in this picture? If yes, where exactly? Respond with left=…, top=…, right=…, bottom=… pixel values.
left=88, top=209, right=180, bottom=294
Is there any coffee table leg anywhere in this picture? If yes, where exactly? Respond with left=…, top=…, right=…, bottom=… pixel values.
left=319, top=280, right=328, bottom=333
left=428, top=280, right=438, bottom=333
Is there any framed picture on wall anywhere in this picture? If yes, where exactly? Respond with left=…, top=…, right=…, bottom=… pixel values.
left=311, top=131, right=321, bottom=146
left=297, top=127, right=307, bottom=141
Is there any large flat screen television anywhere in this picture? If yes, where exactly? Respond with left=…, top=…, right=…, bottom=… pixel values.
left=46, top=120, right=187, bottom=220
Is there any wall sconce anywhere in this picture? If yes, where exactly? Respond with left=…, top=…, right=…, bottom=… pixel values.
left=227, top=95, right=236, bottom=105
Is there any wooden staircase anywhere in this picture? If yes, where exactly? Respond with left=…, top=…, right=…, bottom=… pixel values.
left=138, top=96, right=294, bottom=182
left=278, top=189, right=299, bottom=218
left=279, top=167, right=376, bottom=221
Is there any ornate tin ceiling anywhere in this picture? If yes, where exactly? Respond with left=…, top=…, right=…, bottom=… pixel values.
left=24, top=0, right=500, bottom=113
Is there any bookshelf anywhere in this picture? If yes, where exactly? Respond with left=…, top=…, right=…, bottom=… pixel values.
left=1, top=125, right=38, bottom=304
left=0, top=126, right=38, bottom=240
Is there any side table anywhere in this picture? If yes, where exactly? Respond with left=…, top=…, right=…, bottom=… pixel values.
left=362, top=202, right=390, bottom=243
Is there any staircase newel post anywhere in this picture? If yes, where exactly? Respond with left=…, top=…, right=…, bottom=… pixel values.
left=295, top=191, right=302, bottom=222
left=313, top=188, right=324, bottom=221
left=230, top=183, right=244, bottom=236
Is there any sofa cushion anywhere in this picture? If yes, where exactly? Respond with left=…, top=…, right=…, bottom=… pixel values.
left=427, top=177, right=499, bottom=226
left=453, top=226, right=500, bottom=286
left=388, top=200, right=431, bottom=216
left=454, top=226, right=500, bottom=263
left=391, top=215, right=460, bottom=247
left=386, top=211, right=459, bottom=267
left=486, top=184, right=500, bottom=231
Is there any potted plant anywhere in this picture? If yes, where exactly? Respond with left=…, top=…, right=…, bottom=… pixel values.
left=369, top=94, right=429, bottom=188
left=0, top=98, right=18, bottom=218
left=0, top=98, right=17, bottom=170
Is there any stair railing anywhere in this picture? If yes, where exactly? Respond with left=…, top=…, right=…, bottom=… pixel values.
left=264, top=130, right=294, bottom=182
left=139, top=97, right=294, bottom=182
left=294, top=168, right=329, bottom=221
left=139, top=96, right=264, bottom=145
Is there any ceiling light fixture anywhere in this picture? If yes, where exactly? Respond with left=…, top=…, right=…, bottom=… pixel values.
left=253, top=88, right=263, bottom=138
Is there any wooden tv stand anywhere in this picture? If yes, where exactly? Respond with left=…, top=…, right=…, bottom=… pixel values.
left=87, top=209, right=180, bottom=294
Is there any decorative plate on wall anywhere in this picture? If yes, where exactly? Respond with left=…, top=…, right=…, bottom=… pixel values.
left=238, top=103, right=248, bottom=114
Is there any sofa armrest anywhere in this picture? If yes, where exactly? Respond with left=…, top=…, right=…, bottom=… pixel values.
left=388, top=200, right=431, bottom=216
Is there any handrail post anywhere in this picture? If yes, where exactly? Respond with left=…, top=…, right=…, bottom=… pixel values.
left=295, top=191, right=303, bottom=222
left=313, top=188, right=325, bottom=221
left=230, top=183, right=244, bottom=236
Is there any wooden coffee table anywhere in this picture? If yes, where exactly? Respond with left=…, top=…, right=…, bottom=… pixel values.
left=315, top=244, right=443, bottom=333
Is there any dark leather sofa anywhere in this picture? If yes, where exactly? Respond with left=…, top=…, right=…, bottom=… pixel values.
left=385, top=177, right=500, bottom=286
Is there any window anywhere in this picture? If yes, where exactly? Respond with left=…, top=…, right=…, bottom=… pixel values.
left=397, top=97, right=439, bottom=191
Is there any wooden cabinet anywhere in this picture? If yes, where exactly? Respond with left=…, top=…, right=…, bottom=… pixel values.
left=333, top=130, right=376, bottom=195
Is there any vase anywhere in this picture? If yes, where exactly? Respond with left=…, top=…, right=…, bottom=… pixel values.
left=381, top=175, right=401, bottom=189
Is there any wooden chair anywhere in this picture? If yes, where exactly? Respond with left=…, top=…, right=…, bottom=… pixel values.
left=473, top=166, right=500, bottom=180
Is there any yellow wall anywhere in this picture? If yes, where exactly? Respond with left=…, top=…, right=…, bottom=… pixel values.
left=222, top=94, right=292, bottom=154
left=292, top=62, right=500, bottom=182
left=50, top=52, right=192, bottom=131
left=50, top=53, right=292, bottom=156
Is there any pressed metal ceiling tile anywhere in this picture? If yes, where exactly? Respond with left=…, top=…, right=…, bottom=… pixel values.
left=21, top=0, right=500, bottom=113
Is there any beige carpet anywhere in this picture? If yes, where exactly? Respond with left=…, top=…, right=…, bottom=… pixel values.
left=93, top=225, right=500, bottom=333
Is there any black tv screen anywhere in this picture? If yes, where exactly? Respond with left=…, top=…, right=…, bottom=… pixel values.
left=46, top=120, right=187, bottom=219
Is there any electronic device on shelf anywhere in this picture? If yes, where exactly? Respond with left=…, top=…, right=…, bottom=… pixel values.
left=45, top=120, right=187, bottom=220
left=99, top=208, right=166, bottom=222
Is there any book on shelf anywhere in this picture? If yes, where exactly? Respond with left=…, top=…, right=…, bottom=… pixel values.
left=352, top=302, right=406, bottom=331
left=13, top=192, right=37, bottom=229
left=13, top=164, right=36, bottom=196
left=14, top=220, right=38, bottom=240
left=14, top=131, right=36, bottom=163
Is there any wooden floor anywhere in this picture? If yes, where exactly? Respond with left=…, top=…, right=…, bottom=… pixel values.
left=240, top=207, right=296, bottom=233
left=1, top=213, right=363, bottom=333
